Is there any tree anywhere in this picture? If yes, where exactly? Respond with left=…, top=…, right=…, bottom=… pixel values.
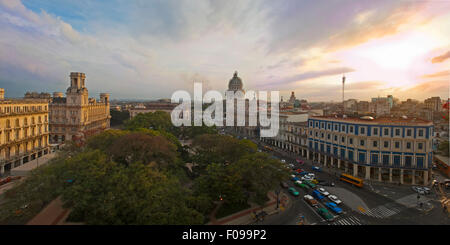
left=190, top=134, right=256, bottom=172
left=124, top=111, right=179, bottom=135
left=108, top=133, right=178, bottom=169
left=57, top=151, right=204, bottom=224
left=110, top=110, right=130, bottom=127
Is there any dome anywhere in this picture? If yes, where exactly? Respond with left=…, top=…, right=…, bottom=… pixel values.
left=228, top=71, right=243, bottom=92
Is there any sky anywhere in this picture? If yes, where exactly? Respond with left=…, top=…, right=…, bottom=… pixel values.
left=0, top=0, right=449, bottom=102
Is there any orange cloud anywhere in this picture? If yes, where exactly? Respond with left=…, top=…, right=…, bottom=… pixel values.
left=421, top=70, right=450, bottom=78
left=431, top=51, right=450, bottom=63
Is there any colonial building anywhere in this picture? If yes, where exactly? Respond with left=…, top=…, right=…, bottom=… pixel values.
left=307, top=115, right=434, bottom=185
left=129, top=102, right=178, bottom=118
left=0, top=88, right=50, bottom=175
left=45, top=72, right=110, bottom=144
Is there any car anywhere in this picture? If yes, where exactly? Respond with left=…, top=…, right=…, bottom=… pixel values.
left=325, top=202, right=343, bottom=214
left=304, top=180, right=316, bottom=188
left=281, top=159, right=286, bottom=163
left=296, top=159, right=304, bottom=164
left=295, top=180, right=304, bottom=187
left=298, top=182, right=309, bottom=190
left=288, top=187, right=300, bottom=196
left=319, top=181, right=335, bottom=187
left=317, top=188, right=330, bottom=196
left=291, top=176, right=300, bottom=182
left=311, top=179, right=319, bottom=185
left=280, top=181, right=289, bottom=188
left=312, top=190, right=325, bottom=200
left=307, top=173, right=315, bottom=178
left=299, top=171, right=309, bottom=176
left=301, top=175, right=313, bottom=181
left=303, top=195, right=318, bottom=207
left=412, top=186, right=428, bottom=195
left=312, top=166, right=322, bottom=172
left=295, top=169, right=304, bottom=174
left=317, top=208, right=334, bottom=222
left=327, top=195, right=342, bottom=205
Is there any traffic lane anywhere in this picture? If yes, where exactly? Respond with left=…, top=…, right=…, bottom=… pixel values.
left=285, top=181, right=326, bottom=224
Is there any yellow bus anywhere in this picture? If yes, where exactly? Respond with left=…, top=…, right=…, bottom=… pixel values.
left=339, top=173, right=363, bottom=187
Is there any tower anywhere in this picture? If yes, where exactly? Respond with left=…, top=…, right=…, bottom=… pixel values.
left=0, top=88, right=4, bottom=100
left=66, top=72, right=88, bottom=106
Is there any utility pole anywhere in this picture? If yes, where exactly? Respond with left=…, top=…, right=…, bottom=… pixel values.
left=342, top=74, right=346, bottom=115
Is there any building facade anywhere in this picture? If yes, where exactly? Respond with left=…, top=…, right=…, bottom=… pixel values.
left=307, top=116, right=433, bottom=185
left=0, top=89, right=50, bottom=175
left=47, top=72, right=110, bottom=144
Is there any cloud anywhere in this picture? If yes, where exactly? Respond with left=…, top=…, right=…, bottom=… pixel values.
left=421, top=70, right=450, bottom=78
left=259, top=67, right=355, bottom=89
left=431, top=51, right=450, bottom=63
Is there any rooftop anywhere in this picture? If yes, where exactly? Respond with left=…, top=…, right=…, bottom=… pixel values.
left=310, top=115, right=432, bottom=125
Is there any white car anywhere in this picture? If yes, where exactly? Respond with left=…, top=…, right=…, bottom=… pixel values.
left=281, top=159, right=286, bottom=163
left=301, top=176, right=313, bottom=181
left=318, top=188, right=330, bottom=196
left=328, top=195, right=342, bottom=205
left=291, top=175, right=296, bottom=179
left=307, top=173, right=315, bottom=178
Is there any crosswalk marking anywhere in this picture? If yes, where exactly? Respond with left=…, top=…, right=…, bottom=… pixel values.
left=357, top=203, right=403, bottom=218
left=329, top=216, right=362, bottom=225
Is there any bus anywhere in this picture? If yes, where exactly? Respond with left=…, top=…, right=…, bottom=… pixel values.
left=339, top=173, right=363, bottom=187
left=264, top=146, right=273, bottom=151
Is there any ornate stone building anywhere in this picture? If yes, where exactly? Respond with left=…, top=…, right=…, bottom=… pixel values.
left=0, top=88, right=50, bottom=175
left=46, top=72, right=111, bottom=144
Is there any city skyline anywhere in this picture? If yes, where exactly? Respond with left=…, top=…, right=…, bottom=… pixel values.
left=0, top=0, right=449, bottom=101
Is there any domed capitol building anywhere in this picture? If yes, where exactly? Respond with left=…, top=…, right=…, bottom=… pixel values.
left=227, top=71, right=244, bottom=93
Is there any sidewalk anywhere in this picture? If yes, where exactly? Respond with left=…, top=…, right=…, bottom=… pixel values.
left=27, top=196, right=81, bottom=225
left=207, top=191, right=291, bottom=225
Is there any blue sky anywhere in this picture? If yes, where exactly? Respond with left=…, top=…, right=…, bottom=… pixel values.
left=0, top=0, right=449, bottom=101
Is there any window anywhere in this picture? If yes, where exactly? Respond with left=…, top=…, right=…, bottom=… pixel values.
left=360, top=140, right=365, bottom=146
left=393, top=155, right=401, bottom=166
left=349, top=138, right=353, bottom=144
left=341, top=125, right=346, bottom=132
left=349, top=126, right=354, bottom=133
left=405, top=156, right=412, bottom=167
left=327, top=134, right=330, bottom=140
left=384, top=128, right=389, bottom=136
left=384, top=141, right=389, bottom=148
left=360, top=127, right=365, bottom=134
left=334, top=125, right=338, bottom=131
left=418, top=143, right=423, bottom=150
left=371, top=154, right=379, bottom=164
left=406, top=142, right=411, bottom=149
left=383, top=155, right=390, bottom=165
left=373, top=128, right=379, bottom=135
left=315, top=132, right=318, bottom=137
left=418, top=129, right=424, bottom=137
left=395, top=128, right=401, bottom=136
left=321, top=133, right=324, bottom=138
left=327, top=123, right=331, bottom=130
left=416, top=157, right=424, bottom=168
left=395, top=141, right=400, bottom=149
left=341, top=136, right=345, bottom=143
left=373, top=141, right=378, bottom=147
left=334, top=135, right=337, bottom=141
left=406, top=129, right=412, bottom=137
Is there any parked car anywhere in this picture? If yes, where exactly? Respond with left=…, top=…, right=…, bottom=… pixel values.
left=297, top=182, right=309, bottom=190
left=280, top=181, right=289, bottom=189
left=295, top=169, right=304, bottom=174
left=312, top=190, right=325, bottom=200
left=328, top=195, right=342, bottom=205
left=304, top=180, right=316, bottom=188
left=325, top=202, right=343, bottom=214
left=281, top=159, right=286, bottom=163
left=317, top=188, right=330, bottom=196
left=291, top=176, right=300, bottom=182
left=412, top=186, right=430, bottom=195
left=312, top=166, right=322, bottom=172
left=304, top=195, right=318, bottom=207
left=311, top=179, right=319, bottom=185
left=317, top=208, right=334, bottom=222
left=288, top=187, right=300, bottom=196
left=296, top=159, right=304, bottom=164
left=299, top=171, right=309, bottom=176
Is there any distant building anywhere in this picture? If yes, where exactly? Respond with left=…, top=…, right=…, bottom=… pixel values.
left=0, top=89, right=50, bottom=176
left=424, top=96, right=442, bottom=112
left=129, top=102, right=178, bottom=118
left=46, top=72, right=111, bottom=144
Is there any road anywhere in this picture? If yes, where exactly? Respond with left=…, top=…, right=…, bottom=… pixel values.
left=245, top=136, right=450, bottom=225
